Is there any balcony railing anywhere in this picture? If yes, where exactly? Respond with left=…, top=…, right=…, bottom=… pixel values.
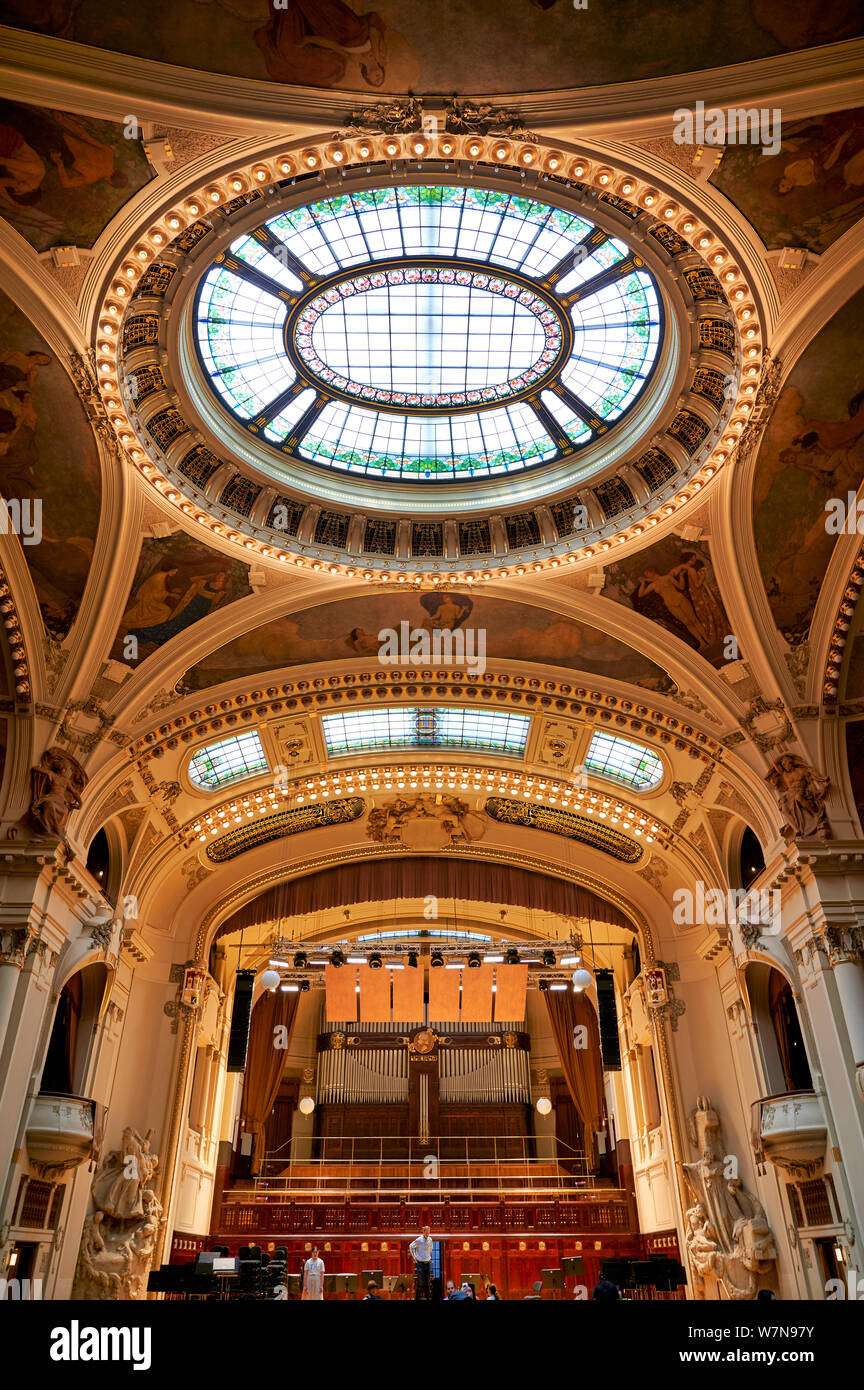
left=237, top=1134, right=596, bottom=1203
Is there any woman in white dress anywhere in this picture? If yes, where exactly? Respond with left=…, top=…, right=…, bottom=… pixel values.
left=302, top=1246, right=325, bottom=1300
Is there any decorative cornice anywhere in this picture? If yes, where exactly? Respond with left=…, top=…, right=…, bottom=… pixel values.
left=485, top=795, right=643, bottom=862
left=0, top=563, right=32, bottom=706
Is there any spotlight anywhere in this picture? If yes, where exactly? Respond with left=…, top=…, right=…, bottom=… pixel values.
left=467, top=952, right=482, bottom=968
left=369, top=952, right=383, bottom=970
left=407, top=952, right=419, bottom=969
left=299, top=979, right=310, bottom=993
left=505, top=948, right=520, bottom=966
left=539, top=979, right=549, bottom=992
left=430, top=949, right=444, bottom=969
left=541, top=950, right=556, bottom=967
left=330, top=949, right=344, bottom=968
left=293, top=951, right=308, bottom=969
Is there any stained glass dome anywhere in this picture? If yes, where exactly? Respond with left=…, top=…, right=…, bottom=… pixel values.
left=194, top=185, right=663, bottom=481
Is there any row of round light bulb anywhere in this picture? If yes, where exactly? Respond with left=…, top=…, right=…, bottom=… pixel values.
left=187, top=763, right=663, bottom=842
left=99, top=140, right=760, bottom=578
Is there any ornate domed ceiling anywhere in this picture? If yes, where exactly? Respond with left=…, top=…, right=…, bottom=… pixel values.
left=114, top=157, right=755, bottom=575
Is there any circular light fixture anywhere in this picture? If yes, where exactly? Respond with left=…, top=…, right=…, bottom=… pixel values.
left=293, top=951, right=308, bottom=969
left=505, top=948, right=520, bottom=966
left=298, top=1096, right=315, bottom=1115
left=536, top=1097, right=552, bottom=1115
left=330, top=949, right=344, bottom=968
left=467, top=952, right=482, bottom=969
left=430, top=949, right=444, bottom=968
left=260, top=969, right=280, bottom=991
left=541, top=950, right=556, bottom=967
left=572, top=968, right=593, bottom=991
left=369, top=952, right=383, bottom=970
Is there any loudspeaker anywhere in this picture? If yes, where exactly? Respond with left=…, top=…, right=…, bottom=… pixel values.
left=226, top=970, right=256, bottom=1072
left=594, top=969, right=621, bottom=1071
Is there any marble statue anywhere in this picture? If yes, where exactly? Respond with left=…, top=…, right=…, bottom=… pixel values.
left=682, top=1096, right=778, bottom=1300
left=73, top=1127, right=162, bottom=1300
left=765, top=754, right=831, bottom=841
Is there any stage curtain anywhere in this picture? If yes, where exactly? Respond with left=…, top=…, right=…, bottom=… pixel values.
left=460, top=964, right=495, bottom=1022
left=494, top=963, right=528, bottom=1022
left=393, top=966, right=424, bottom=1022
left=216, top=858, right=633, bottom=942
left=544, top=990, right=604, bottom=1166
left=428, top=967, right=460, bottom=1022
left=325, top=964, right=357, bottom=1022
left=359, top=963, right=391, bottom=1022
left=239, top=989, right=298, bottom=1175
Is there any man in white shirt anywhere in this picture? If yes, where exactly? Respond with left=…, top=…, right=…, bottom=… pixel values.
left=302, top=1246, right=324, bottom=1300
left=408, top=1225, right=434, bottom=1300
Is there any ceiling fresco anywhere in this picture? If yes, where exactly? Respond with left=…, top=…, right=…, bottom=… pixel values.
left=0, top=0, right=861, bottom=94
left=0, top=288, right=102, bottom=640
left=176, top=590, right=672, bottom=694
left=752, top=285, right=864, bottom=647
left=0, top=99, right=153, bottom=253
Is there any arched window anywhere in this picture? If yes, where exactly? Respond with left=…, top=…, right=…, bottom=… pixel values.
left=584, top=731, right=664, bottom=791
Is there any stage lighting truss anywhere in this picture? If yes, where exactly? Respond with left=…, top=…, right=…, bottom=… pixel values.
left=256, top=936, right=587, bottom=988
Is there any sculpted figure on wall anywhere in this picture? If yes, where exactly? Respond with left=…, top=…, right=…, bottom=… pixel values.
left=765, top=754, right=831, bottom=840
left=367, top=793, right=485, bottom=851
left=73, top=1127, right=161, bottom=1300
left=28, top=747, right=87, bottom=837
left=682, top=1096, right=777, bottom=1300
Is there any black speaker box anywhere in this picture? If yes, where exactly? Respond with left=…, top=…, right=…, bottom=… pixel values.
left=226, top=969, right=256, bottom=1072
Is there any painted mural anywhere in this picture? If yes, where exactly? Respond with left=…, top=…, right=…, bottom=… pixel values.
left=0, top=101, right=153, bottom=253
left=0, top=0, right=860, bottom=94
left=599, top=536, right=732, bottom=667
left=752, top=287, right=864, bottom=646
left=177, top=590, right=671, bottom=693
left=111, top=533, right=253, bottom=667
left=711, top=107, right=864, bottom=254
left=0, top=290, right=102, bottom=639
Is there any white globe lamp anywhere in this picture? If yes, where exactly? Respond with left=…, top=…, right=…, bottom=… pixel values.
left=572, top=968, right=593, bottom=991
left=298, top=1096, right=315, bottom=1115
left=536, top=1096, right=552, bottom=1115
left=260, top=969, right=280, bottom=992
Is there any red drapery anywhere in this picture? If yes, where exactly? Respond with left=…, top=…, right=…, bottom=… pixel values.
left=216, top=857, right=633, bottom=942
left=239, top=989, right=299, bottom=1174
left=544, top=990, right=605, bottom=1167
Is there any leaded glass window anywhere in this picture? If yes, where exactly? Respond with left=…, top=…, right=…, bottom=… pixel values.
left=584, top=731, right=663, bottom=791
left=188, top=731, right=270, bottom=790
left=321, top=707, right=531, bottom=757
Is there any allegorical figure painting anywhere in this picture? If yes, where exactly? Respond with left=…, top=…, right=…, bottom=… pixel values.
left=112, top=534, right=253, bottom=666
left=0, top=100, right=152, bottom=252
left=0, top=0, right=860, bottom=95
left=752, top=286, right=864, bottom=646
left=177, top=591, right=671, bottom=694
left=0, top=290, right=102, bottom=640
left=711, top=106, right=864, bottom=255
left=600, top=536, right=731, bottom=667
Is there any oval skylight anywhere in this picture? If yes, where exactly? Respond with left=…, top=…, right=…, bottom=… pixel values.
left=193, top=185, right=663, bottom=481
left=295, top=268, right=563, bottom=407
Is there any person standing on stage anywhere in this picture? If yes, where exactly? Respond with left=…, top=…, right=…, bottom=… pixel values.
left=409, top=1224, right=434, bottom=1300
left=302, top=1245, right=325, bottom=1300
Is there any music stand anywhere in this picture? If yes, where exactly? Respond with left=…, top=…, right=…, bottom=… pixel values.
left=386, top=1273, right=411, bottom=1299
left=542, top=1268, right=565, bottom=1300
left=361, top=1269, right=384, bottom=1287
left=286, top=1273, right=302, bottom=1298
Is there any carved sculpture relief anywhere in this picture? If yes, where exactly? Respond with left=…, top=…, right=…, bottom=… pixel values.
left=765, top=755, right=832, bottom=840
left=367, top=793, right=485, bottom=851
left=73, top=1126, right=161, bottom=1301
left=28, top=747, right=88, bottom=837
left=683, top=1096, right=777, bottom=1300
